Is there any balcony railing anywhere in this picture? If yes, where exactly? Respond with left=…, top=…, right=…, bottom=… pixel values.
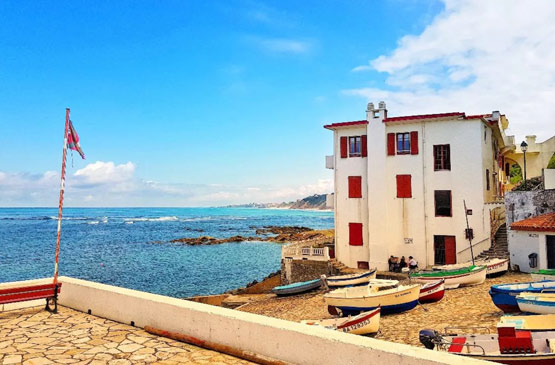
left=282, top=246, right=330, bottom=261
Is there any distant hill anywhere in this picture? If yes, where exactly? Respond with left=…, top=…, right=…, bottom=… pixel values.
left=225, top=193, right=332, bottom=210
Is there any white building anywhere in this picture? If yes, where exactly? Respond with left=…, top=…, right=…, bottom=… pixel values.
left=324, top=102, right=511, bottom=270
left=509, top=212, right=555, bottom=272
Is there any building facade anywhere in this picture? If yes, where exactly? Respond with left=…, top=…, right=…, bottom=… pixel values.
left=325, top=102, right=512, bottom=270
left=509, top=212, right=555, bottom=272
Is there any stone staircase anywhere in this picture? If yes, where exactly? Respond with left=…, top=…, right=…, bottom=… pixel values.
left=329, top=258, right=367, bottom=274
left=475, top=223, right=509, bottom=260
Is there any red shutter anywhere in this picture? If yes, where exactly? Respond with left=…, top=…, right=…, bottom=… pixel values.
left=340, top=137, right=347, bottom=158
left=348, top=176, right=362, bottom=198
left=396, top=175, right=412, bottom=198
left=387, top=133, right=395, bottom=156
left=444, top=236, right=456, bottom=264
left=410, top=131, right=418, bottom=155
left=349, top=223, right=363, bottom=246
left=361, top=135, right=367, bottom=157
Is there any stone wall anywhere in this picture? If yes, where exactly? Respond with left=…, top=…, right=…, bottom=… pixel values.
left=505, top=190, right=555, bottom=225
left=281, top=259, right=340, bottom=285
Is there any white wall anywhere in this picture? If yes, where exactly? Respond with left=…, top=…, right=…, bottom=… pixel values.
left=546, top=169, right=555, bottom=190
left=508, top=230, right=545, bottom=272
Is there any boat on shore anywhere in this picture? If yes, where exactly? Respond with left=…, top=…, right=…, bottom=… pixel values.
left=517, top=292, right=555, bottom=314
left=301, top=307, right=380, bottom=335
left=532, top=269, right=555, bottom=281
left=499, top=314, right=555, bottom=331
left=410, top=265, right=486, bottom=289
left=324, top=269, right=377, bottom=287
left=324, top=282, right=420, bottom=316
left=419, top=325, right=555, bottom=364
left=272, top=278, right=322, bottom=296
left=434, top=258, right=509, bottom=278
left=489, top=281, right=555, bottom=313
left=419, top=279, right=445, bottom=303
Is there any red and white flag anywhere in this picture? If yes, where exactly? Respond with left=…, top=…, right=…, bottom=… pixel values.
left=68, top=120, right=85, bottom=159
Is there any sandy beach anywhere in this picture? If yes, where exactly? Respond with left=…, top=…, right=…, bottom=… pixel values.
left=236, top=271, right=533, bottom=347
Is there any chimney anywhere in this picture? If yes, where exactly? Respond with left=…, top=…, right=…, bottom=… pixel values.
left=491, top=111, right=500, bottom=121
left=366, top=102, right=376, bottom=121
left=378, top=101, right=387, bottom=119
left=526, top=135, right=537, bottom=146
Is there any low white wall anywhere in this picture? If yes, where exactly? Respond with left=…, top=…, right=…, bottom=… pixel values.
left=44, top=277, right=485, bottom=365
left=546, top=169, right=555, bottom=190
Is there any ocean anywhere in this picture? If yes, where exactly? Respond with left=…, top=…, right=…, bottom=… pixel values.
left=0, top=207, right=333, bottom=298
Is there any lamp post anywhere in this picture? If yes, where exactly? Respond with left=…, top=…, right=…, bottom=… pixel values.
left=521, top=141, right=528, bottom=189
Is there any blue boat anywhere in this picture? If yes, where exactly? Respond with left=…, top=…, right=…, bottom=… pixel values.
left=272, top=278, right=322, bottom=296
left=489, top=281, right=555, bottom=313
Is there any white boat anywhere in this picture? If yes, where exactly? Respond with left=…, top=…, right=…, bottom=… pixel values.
left=410, top=265, right=486, bottom=289
left=324, top=283, right=420, bottom=316
left=517, top=292, right=555, bottom=314
left=531, top=270, right=555, bottom=282
left=301, top=307, right=380, bottom=335
left=499, top=314, right=555, bottom=331
left=325, top=269, right=377, bottom=287
left=434, top=258, right=509, bottom=278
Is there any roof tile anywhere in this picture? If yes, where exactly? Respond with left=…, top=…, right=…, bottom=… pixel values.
left=511, top=212, right=555, bottom=232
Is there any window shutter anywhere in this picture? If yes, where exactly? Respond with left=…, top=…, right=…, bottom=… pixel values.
left=410, top=131, right=418, bottom=155
left=396, top=175, right=412, bottom=198
left=340, top=137, right=347, bottom=158
left=361, top=135, right=367, bottom=157
left=349, top=223, right=363, bottom=246
left=348, top=176, right=362, bottom=198
left=387, top=133, right=395, bottom=156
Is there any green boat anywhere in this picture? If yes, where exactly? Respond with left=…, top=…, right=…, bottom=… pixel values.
left=531, top=269, right=555, bottom=281
left=410, top=265, right=487, bottom=289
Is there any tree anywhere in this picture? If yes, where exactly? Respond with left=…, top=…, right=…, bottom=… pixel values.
left=548, top=153, right=555, bottom=169
left=510, top=163, right=522, bottom=184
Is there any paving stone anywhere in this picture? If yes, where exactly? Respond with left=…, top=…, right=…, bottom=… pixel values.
left=2, top=354, right=22, bottom=364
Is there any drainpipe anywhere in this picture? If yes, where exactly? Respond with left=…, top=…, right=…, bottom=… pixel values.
left=421, top=122, right=429, bottom=267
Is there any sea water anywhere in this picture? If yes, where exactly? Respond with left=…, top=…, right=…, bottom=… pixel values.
left=0, top=207, right=333, bottom=297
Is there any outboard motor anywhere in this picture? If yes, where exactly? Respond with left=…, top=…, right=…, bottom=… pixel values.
left=419, top=329, right=440, bottom=350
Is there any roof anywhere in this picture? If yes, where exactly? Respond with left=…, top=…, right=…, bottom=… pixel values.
left=323, top=120, right=368, bottom=129
left=383, top=112, right=464, bottom=123
left=511, top=212, right=555, bottom=232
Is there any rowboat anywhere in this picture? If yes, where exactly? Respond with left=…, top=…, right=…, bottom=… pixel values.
left=499, top=314, right=555, bottom=331
left=272, top=278, right=322, bottom=296
left=532, top=269, right=555, bottom=282
left=419, top=279, right=445, bottom=303
left=301, top=307, right=380, bottom=335
left=489, top=281, right=555, bottom=313
left=517, top=293, right=555, bottom=314
left=325, top=269, right=377, bottom=287
left=410, top=265, right=486, bottom=289
left=420, top=325, right=555, bottom=364
left=324, top=283, right=420, bottom=316
left=434, top=258, right=509, bottom=278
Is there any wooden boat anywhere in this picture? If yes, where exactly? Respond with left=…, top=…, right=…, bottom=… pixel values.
left=499, top=314, right=555, bottom=331
left=517, top=293, right=555, bottom=314
left=532, top=269, right=555, bottom=282
left=324, top=283, right=420, bottom=316
left=419, top=325, right=555, bottom=364
left=410, top=265, right=486, bottom=289
left=301, top=307, right=380, bottom=335
left=325, top=269, right=377, bottom=287
left=272, top=278, right=322, bottom=296
left=419, top=279, right=445, bottom=303
left=489, top=281, right=555, bottom=313
left=434, top=258, right=509, bottom=278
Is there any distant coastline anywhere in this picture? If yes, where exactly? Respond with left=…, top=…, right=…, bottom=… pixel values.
left=223, top=193, right=333, bottom=211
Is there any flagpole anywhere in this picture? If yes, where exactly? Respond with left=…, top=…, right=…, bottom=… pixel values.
left=53, top=108, right=70, bottom=285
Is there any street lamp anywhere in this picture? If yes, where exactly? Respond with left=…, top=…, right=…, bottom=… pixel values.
left=521, top=141, right=528, bottom=189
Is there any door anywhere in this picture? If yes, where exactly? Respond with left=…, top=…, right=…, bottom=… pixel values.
left=547, top=236, right=555, bottom=269
left=444, top=236, right=457, bottom=265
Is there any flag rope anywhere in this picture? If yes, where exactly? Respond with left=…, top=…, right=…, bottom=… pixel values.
left=53, top=108, right=70, bottom=285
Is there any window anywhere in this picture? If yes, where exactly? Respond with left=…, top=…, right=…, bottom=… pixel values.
left=349, top=136, right=361, bottom=157
left=349, top=223, right=363, bottom=246
left=348, top=176, right=362, bottom=198
left=434, top=190, right=452, bottom=217
left=486, top=169, right=490, bottom=191
left=396, top=133, right=410, bottom=154
left=433, top=144, right=451, bottom=171
left=396, top=175, right=412, bottom=198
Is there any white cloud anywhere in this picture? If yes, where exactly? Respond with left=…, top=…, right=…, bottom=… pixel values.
left=257, top=38, right=311, bottom=54
left=345, top=0, right=555, bottom=142
left=74, top=161, right=135, bottom=185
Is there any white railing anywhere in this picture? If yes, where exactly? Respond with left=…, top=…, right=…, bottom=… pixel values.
left=282, top=246, right=330, bottom=261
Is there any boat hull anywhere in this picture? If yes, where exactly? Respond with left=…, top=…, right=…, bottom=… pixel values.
left=499, top=314, right=555, bottom=331
left=490, top=281, right=555, bottom=313
left=326, top=269, right=377, bottom=287
left=532, top=273, right=555, bottom=282
left=419, top=280, right=445, bottom=303
left=486, top=258, right=509, bottom=278
left=325, top=285, right=420, bottom=316
left=458, top=353, right=555, bottom=364
left=517, top=296, right=555, bottom=314
left=411, top=266, right=486, bottom=289
left=302, top=308, right=381, bottom=335
left=272, top=278, right=322, bottom=296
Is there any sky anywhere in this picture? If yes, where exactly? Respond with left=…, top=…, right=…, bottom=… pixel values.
left=1, top=0, right=554, bottom=207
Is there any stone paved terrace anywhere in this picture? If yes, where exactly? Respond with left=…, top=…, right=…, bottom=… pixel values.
left=0, top=306, right=252, bottom=365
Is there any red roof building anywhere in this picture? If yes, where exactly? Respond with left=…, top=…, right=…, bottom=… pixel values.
left=511, top=213, right=555, bottom=232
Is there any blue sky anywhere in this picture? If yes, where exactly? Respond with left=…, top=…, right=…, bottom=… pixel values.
left=1, top=0, right=554, bottom=206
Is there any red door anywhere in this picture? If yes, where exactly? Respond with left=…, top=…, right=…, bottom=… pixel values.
left=444, top=236, right=456, bottom=264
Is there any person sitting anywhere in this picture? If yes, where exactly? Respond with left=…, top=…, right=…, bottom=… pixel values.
left=399, top=256, right=407, bottom=270
left=408, top=256, right=418, bottom=271
left=388, top=256, right=395, bottom=272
